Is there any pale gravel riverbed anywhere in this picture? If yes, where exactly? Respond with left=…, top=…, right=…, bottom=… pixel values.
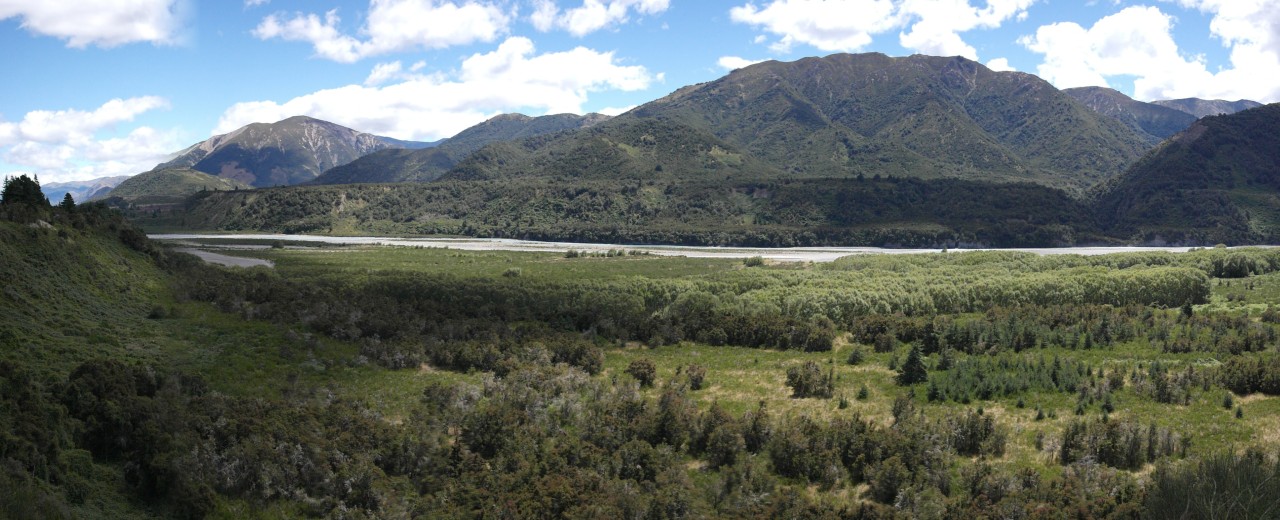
left=149, top=233, right=1244, bottom=264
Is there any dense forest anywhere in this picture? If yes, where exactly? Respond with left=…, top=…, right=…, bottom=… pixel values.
left=5, top=174, right=1280, bottom=518
left=138, top=176, right=1104, bottom=248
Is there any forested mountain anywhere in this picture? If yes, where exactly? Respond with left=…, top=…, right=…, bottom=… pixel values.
left=133, top=54, right=1280, bottom=247
left=153, top=116, right=432, bottom=187
left=1095, top=103, right=1280, bottom=244
left=41, top=175, right=130, bottom=204
left=312, top=112, right=610, bottom=184
left=149, top=176, right=1100, bottom=247
left=1153, top=98, right=1264, bottom=119
left=1064, top=87, right=1197, bottom=143
left=321, top=53, right=1152, bottom=192
left=615, top=53, right=1153, bottom=191
left=98, top=167, right=251, bottom=204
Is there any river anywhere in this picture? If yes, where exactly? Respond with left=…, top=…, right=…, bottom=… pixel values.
left=150, top=234, right=1236, bottom=264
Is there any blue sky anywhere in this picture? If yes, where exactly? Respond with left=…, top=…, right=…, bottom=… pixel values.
left=2, top=0, right=1277, bottom=183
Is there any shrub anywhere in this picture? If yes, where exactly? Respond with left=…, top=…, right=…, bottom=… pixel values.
left=686, top=364, right=706, bottom=390
left=785, top=362, right=833, bottom=398
left=626, top=359, right=657, bottom=387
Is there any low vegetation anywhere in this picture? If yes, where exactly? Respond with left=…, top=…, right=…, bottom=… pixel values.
left=3, top=174, right=1280, bottom=517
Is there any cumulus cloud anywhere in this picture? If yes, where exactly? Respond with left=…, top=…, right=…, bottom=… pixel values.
left=1020, top=4, right=1280, bottom=102
left=729, top=0, right=1032, bottom=59
left=214, top=37, right=658, bottom=141
left=597, top=105, right=636, bottom=116
left=0, top=97, right=181, bottom=183
left=717, top=56, right=766, bottom=70
left=254, top=0, right=511, bottom=63
left=0, top=0, right=188, bottom=48
left=730, top=0, right=900, bottom=53
left=986, top=57, right=1014, bottom=71
left=529, top=0, right=669, bottom=36
left=897, top=0, right=1035, bottom=59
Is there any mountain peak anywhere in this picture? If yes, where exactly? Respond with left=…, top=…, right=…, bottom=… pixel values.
left=151, top=116, right=429, bottom=187
left=1152, top=98, right=1263, bottom=119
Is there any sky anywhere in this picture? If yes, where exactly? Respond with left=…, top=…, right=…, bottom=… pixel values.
left=1, top=0, right=1278, bottom=183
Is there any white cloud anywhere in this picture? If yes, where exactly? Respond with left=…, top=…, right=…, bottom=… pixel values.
left=986, top=57, right=1014, bottom=71
left=897, top=0, right=1035, bottom=59
left=0, top=98, right=181, bottom=183
left=530, top=0, right=560, bottom=31
left=717, top=56, right=766, bottom=70
left=245, top=0, right=269, bottom=6
left=1020, top=5, right=1280, bottom=102
left=730, top=0, right=900, bottom=53
left=530, top=0, right=670, bottom=37
left=729, top=0, right=1031, bottom=59
left=0, top=97, right=169, bottom=145
left=365, top=61, right=406, bottom=86
left=254, top=0, right=512, bottom=63
left=1171, top=0, right=1280, bottom=101
left=214, top=37, right=657, bottom=141
left=0, top=0, right=188, bottom=48
left=597, top=105, right=636, bottom=115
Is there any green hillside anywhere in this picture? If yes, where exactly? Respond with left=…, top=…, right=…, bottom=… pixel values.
left=618, top=53, right=1153, bottom=191
left=139, top=174, right=1101, bottom=247
left=1064, top=86, right=1197, bottom=143
left=1094, top=103, right=1280, bottom=244
left=99, top=168, right=251, bottom=205
left=6, top=176, right=1280, bottom=516
left=312, top=112, right=610, bottom=184
left=154, top=116, right=424, bottom=187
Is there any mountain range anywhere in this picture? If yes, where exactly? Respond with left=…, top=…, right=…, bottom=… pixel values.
left=312, top=112, right=611, bottom=184
left=42, top=176, right=130, bottom=204
left=101, top=168, right=251, bottom=205
left=151, top=115, right=434, bottom=188
left=1095, top=103, right=1280, bottom=244
left=1152, top=98, right=1264, bottom=119
left=111, top=52, right=1278, bottom=246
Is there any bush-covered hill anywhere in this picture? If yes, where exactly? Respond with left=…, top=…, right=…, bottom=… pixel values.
left=1063, top=87, right=1198, bottom=143
left=143, top=175, right=1102, bottom=247
left=97, top=168, right=251, bottom=205
left=1094, top=103, right=1280, bottom=244
left=312, top=112, right=610, bottom=184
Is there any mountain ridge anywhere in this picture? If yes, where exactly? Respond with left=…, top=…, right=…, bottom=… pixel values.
left=1153, top=98, right=1264, bottom=119
left=312, top=112, right=611, bottom=184
left=449, top=53, right=1154, bottom=192
left=1063, top=86, right=1198, bottom=144
left=154, top=116, right=433, bottom=187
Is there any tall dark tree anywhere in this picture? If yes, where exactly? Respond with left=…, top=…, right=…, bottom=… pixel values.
left=58, top=193, right=75, bottom=212
left=897, top=345, right=929, bottom=386
left=1, top=174, right=49, bottom=206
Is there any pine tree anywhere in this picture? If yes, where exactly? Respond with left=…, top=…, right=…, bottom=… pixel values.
left=897, top=345, right=928, bottom=386
left=59, top=192, right=75, bottom=212
left=1, top=174, right=49, bottom=206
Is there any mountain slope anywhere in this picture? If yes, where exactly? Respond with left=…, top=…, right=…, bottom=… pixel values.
left=1095, top=103, right=1280, bottom=244
left=616, top=53, right=1154, bottom=190
left=42, top=176, right=131, bottom=204
left=1153, top=98, right=1263, bottom=119
left=155, top=116, right=429, bottom=187
left=312, top=112, right=610, bottom=184
left=101, top=167, right=252, bottom=204
left=1064, top=87, right=1197, bottom=143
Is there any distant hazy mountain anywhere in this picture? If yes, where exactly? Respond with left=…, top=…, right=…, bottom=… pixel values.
left=450, top=53, right=1153, bottom=191
left=154, top=116, right=432, bottom=187
left=101, top=168, right=252, bottom=204
left=1095, top=103, right=1280, bottom=244
left=42, top=175, right=131, bottom=204
left=312, top=112, right=611, bottom=184
left=1153, top=98, right=1263, bottom=119
left=1063, top=87, right=1197, bottom=143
